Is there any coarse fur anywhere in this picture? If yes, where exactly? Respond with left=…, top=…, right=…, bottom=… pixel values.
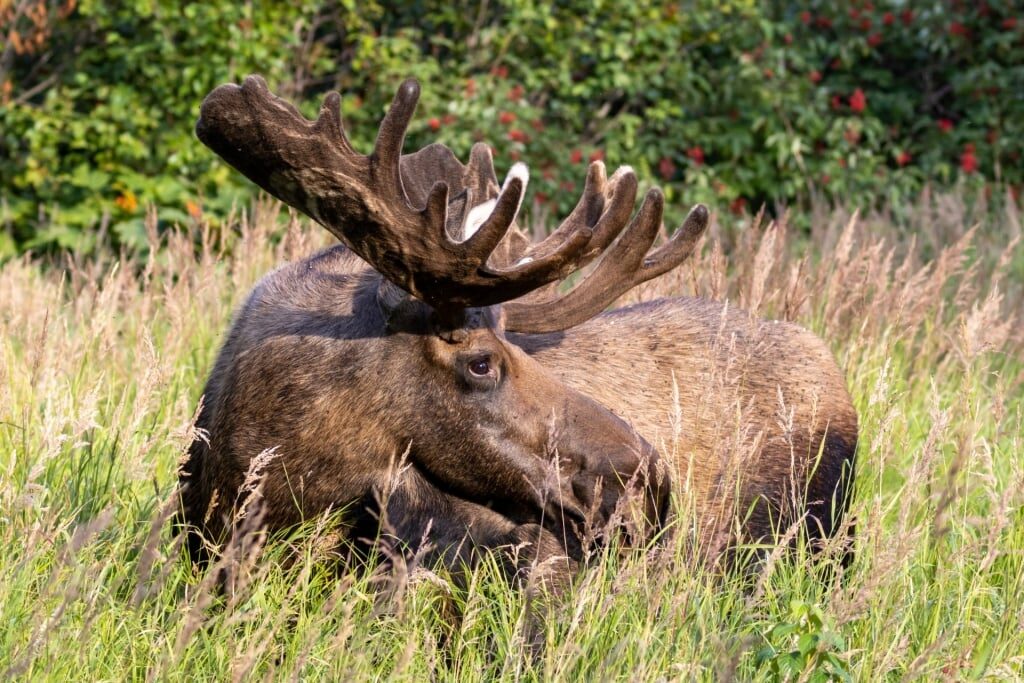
left=179, top=244, right=857, bottom=574
left=514, top=297, right=858, bottom=557
left=178, top=245, right=667, bottom=580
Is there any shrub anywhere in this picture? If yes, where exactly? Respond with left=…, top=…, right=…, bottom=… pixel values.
left=2, top=0, right=1022, bottom=254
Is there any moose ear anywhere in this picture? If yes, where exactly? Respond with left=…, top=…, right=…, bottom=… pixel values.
left=377, top=280, right=428, bottom=333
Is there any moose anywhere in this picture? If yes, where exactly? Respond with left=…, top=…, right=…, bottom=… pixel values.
left=178, top=76, right=858, bottom=588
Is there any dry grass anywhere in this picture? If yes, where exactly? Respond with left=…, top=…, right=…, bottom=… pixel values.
left=1, top=190, right=1022, bottom=680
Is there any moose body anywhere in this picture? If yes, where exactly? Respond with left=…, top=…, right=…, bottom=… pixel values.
left=517, top=298, right=857, bottom=551
left=178, top=76, right=857, bottom=584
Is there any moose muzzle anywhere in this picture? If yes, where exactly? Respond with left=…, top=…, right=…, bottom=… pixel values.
left=547, top=391, right=671, bottom=554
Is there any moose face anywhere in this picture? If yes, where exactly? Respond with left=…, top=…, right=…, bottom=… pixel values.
left=380, top=297, right=669, bottom=550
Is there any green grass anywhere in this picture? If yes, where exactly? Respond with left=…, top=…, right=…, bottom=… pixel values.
left=1, top=194, right=1022, bottom=680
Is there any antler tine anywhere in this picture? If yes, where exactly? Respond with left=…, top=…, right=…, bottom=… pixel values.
left=565, top=165, right=639, bottom=262
left=634, top=203, right=709, bottom=281
left=504, top=202, right=710, bottom=334
left=466, top=142, right=500, bottom=194
left=371, top=79, right=420, bottom=201
left=314, top=91, right=356, bottom=156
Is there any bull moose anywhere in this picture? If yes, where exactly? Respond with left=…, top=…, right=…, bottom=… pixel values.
left=178, top=76, right=858, bottom=587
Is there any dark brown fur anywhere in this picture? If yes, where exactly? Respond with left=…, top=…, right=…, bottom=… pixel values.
left=178, top=246, right=667, bottom=577
left=179, top=244, right=857, bottom=578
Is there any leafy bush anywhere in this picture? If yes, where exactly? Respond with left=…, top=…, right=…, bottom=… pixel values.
left=2, top=0, right=1022, bottom=254
left=756, top=600, right=852, bottom=682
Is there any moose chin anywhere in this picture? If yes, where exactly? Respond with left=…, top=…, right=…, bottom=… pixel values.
left=177, top=76, right=857, bottom=591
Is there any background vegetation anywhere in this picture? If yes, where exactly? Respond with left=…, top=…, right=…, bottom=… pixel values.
left=2, top=0, right=1023, bottom=254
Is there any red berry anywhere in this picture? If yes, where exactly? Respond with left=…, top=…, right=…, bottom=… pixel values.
left=849, top=88, right=867, bottom=114
left=809, top=70, right=822, bottom=83
left=949, top=22, right=968, bottom=37
left=499, top=111, right=516, bottom=125
left=960, top=149, right=978, bottom=173
left=570, top=149, right=583, bottom=164
left=658, top=156, right=676, bottom=180
left=686, top=146, right=705, bottom=165
left=428, top=117, right=441, bottom=131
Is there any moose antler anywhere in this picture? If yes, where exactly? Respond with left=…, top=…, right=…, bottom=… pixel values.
left=196, top=75, right=708, bottom=329
left=196, top=76, right=641, bottom=314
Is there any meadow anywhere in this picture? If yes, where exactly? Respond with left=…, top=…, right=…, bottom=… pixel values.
left=1, top=191, right=1022, bottom=680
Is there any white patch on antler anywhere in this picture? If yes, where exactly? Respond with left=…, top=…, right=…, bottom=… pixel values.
left=461, top=163, right=530, bottom=240
left=463, top=199, right=496, bottom=239
left=505, top=162, right=530, bottom=204
left=506, top=161, right=530, bottom=186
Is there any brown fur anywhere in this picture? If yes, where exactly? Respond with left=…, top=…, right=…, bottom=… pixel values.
left=179, top=242, right=857, bottom=579
left=178, top=246, right=668, bottom=576
left=514, top=298, right=858, bottom=556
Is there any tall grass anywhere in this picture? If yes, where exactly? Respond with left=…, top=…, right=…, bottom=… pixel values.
left=1, top=192, right=1022, bottom=680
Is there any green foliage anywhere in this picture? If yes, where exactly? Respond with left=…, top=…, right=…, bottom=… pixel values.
left=2, top=0, right=1023, bottom=254
left=756, top=600, right=852, bottom=682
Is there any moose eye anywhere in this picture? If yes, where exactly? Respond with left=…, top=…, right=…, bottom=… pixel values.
left=468, top=356, right=492, bottom=377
